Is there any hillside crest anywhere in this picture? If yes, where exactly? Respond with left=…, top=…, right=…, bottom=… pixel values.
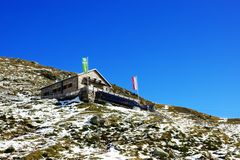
left=0, top=56, right=239, bottom=159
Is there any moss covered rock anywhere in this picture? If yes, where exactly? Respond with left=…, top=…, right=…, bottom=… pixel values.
left=152, top=148, right=169, bottom=159
left=4, top=146, right=15, bottom=153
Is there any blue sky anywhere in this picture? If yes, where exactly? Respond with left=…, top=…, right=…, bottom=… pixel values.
left=0, top=0, right=240, bottom=118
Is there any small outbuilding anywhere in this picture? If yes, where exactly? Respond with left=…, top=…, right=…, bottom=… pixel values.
left=41, top=69, right=112, bottom=101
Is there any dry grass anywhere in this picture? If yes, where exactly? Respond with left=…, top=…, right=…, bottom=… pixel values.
left=227, top=118, right=240, bottom=124
left=168, top=106, right=220, bottom=122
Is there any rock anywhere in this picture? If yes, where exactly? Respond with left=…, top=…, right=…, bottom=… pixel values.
left=17, top=104, right=33, bottom=109
left=161, top=141, right=167, bottom=146
left=81, top=125, right=89, bottom=131
left=168, top=149, right=175, bottom=158
left=21, top=119, right=36, bottom=129
left=90, top=116, right=99, bottom=125
left=168, top=141, right=179, bottom=150
left=89, top=125, right=98, bottom=130
left=4, top=146, right=15, bottom=153
left=89, top=115, right=105, bottom=127
left=0, top=114, right=7, bottom=121
left=168, top=141, right=174, bottom=147
left=85, top=133, right=100, bottom=144
left=104, top=115, right=120, bottom=128
left=147, top=133, right=155, bottom=140
left=202, top=151, right=215, bottom=159
left=99, top=119, right=106, bottom=127
left=152, top=148, right=169, bottom=158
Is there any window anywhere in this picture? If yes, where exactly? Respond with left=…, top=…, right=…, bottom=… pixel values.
left=53, top=87, right=61, bottom=93
left=68, top=83, right=72, bottom=88
left=63, top=83, right=72, bottom=90
left=43, top=92, right=49, bottom=96
left=82, top=77, right=90, bottom=85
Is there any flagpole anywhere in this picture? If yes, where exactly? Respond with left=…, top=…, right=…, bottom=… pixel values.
left=87, top=57, right=89, bottom=73
left=137, top=88, right=140, bottom=104
left=86, top=57, right=91, bottom=102
left=136, top=76, right=140, bottom=104
left=133, top=76, right=140, bottom=104
left=83, top=57, right=90, bottom=101
left=87, top=57, right=89, bottom=90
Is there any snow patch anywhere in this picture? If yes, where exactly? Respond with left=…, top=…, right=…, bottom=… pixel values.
left=218, top=118, right=228, bottom=123
left=36, top=127, right=54, bottom=134
left=96, top=147, right=131, bottom=160
left=163, top=105, right=169, bottom=110
left=59, top=96, right=82, bottom=107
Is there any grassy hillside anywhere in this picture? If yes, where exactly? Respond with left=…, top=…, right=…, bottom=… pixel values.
left=0, top=56, right=239, bottom=124
left=0, top=56, right=239, bottom=159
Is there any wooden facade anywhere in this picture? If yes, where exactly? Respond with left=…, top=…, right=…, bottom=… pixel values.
left=41, top=69, right=112, bottom=100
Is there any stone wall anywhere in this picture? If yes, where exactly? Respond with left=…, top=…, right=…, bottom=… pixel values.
left=41, top=70, right=111, bottom=99
left=41, top=75, right=78, bottom=99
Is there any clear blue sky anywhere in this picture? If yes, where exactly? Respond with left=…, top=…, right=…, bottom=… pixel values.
left=0, top=0, right=240, bottom=118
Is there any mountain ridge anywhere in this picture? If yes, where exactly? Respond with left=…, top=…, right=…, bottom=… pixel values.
left=0, top=56, right=238, bottom=120
left=0, top=56, right=239, bottom=159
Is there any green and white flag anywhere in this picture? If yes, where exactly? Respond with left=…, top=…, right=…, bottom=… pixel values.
left=82, top=57, right=88, bottom=73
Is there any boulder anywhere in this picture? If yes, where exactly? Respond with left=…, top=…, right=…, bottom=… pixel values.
left=152, top=148, right=169, bottom=158
left=90, top=116, right=99, bottom=125
left=89, top=116, right=105, bottom=127
left=4, top=146, right=15, bottom=153
left=90, top=116, right=98, bottom=125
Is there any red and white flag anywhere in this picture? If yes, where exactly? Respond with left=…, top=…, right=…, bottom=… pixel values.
left=132, top=76, right=138, bottom=91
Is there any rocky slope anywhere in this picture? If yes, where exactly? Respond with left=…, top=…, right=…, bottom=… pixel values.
left=0, top=57, right=239, bottom=159
left=0, top=57, right=75, bottom=96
